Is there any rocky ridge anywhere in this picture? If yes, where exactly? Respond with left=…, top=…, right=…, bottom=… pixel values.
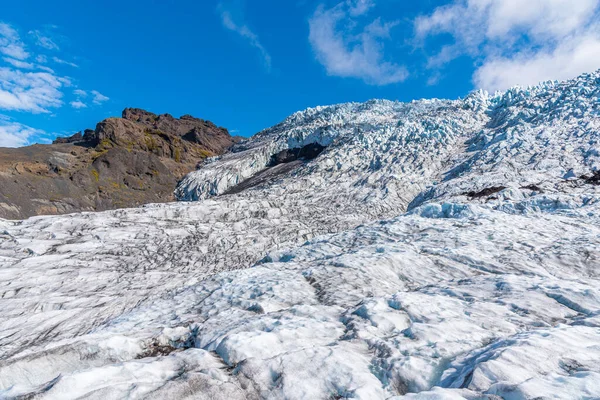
left=0, top=108, right=239, bottom=219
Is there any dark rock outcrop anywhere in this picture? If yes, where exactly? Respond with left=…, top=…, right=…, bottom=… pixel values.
left=463, top=186, right=507, bottom=199
left=121, top=108, right=238, bottom=153
left=583, top=171, right=600, bottom=185
left=52, top=131, right=84, bottom=144
left=269, top=143, right=326, bottom=166
left=82, top=129, right=96, bottom=143
left=223, top=143, right=328, bottom=196
left=0, top=108, right=241, bottom=219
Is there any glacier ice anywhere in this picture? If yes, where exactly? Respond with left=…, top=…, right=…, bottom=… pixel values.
left=1, top=71, right=600, bottom=399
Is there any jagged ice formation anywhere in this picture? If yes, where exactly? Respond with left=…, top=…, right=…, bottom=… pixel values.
left=1, top=71, right=600, bottom=399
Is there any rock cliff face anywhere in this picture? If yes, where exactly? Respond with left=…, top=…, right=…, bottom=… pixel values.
left=0, top=109, right=239, bottom=219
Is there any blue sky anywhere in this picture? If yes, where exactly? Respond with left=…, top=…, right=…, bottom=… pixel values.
left=1, top=0, right=600, bottom=146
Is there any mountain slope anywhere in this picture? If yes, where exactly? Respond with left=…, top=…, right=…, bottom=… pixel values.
left=0, top=108, right=238, bottom=219
left=0, top=71, right=599, bottom=399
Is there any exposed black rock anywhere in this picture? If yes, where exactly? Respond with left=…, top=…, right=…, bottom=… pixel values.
left=223, top=143, right=327, bottom=196
left=269, top=143, right=326, bottom=166
left=583, top=171, right=600, bottom=185
left=464, top=186, right=506, bottom=199
left=520, top=184, right=544, bottom=192
left=223, top=161, right=304, bottom=195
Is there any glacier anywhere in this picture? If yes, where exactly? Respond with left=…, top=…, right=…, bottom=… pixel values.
left=1, top=71, right=600, bottom=399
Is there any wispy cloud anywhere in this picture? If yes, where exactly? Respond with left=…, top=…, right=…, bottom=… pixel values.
left=415, top=0, right=600, bottom=91
left=0, top=115, right=47, bottom=147
left=91, top=90, right=109, bottom=104
left=70, top=100, right=87, bottom=109
left=2, top=57, right=34, bottom=69
left=0, top=22, right=109, bottom=145
left=0, top=22, right=29, bottom=60
left=308, top=0, right=408, bottom=85
left=67, top=89, right=109, bottom=110
left=29, top=29, right=60, bottom=50
left=347, top=0, right=374, bottom=16
left=218, top=2, right=272, bottom=71
left=0, top=24, right=67, bottom=113
left=0, top=67, right=65, bottom=113
left=37, top=65, right=55, bottom=74
left=52, top=56, right=78, bottom=68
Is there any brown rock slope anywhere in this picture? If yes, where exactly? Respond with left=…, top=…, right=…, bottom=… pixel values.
left=0, top=108, right=240, bottom=219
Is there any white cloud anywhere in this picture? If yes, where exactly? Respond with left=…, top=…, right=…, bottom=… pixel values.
left=416, top=0, right=599, bottom=50
left=0, top=22, right=29, bottom=60
left=0, top=24, right=68, bottom=114
left=37, top=65, right=55, bottom=74
left=308, top=1, right=408, bottom=85
left=52, top=56, right=78, bottom=68
left=474, top=32, right=600, bottom=92
left=70, top=100, right=87, bottom=109
left=0, top=22, right=108, bottom=146
left=0, top=116, right=46, bottom=147
left=2, top=57, right=34, bottom=69
left=347, top=0, right=375, bottom=16
left=0, top=67, right=64, bottom=113
left=416, top=0, right=600, bottom=91
left=70, top=89, right=107, bottom=108
left=29, top=30, right=59, bottom=50
left=218, top=2, right=272, bottom=71
left=91, top=90, right=109, bottom=104
left=485, top=0, right=597, bottom=41
left=426, top=71, right=442, bottom=86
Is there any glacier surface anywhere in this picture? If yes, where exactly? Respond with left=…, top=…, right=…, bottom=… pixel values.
left=1, top=71, right=600, bottom=399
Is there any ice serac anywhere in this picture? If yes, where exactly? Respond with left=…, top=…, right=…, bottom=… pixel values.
left=175, top=97, right=487, bottom=208
left=1, top=71, right=600, bottom=399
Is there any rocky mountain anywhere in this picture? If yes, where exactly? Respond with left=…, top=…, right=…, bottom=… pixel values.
left=0, top=108, right=239, bottom=219
left=1, top=71, right=600, bottom=399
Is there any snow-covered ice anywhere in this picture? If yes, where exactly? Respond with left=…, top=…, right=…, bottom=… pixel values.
left=1, top=71, right=600, bottom=399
